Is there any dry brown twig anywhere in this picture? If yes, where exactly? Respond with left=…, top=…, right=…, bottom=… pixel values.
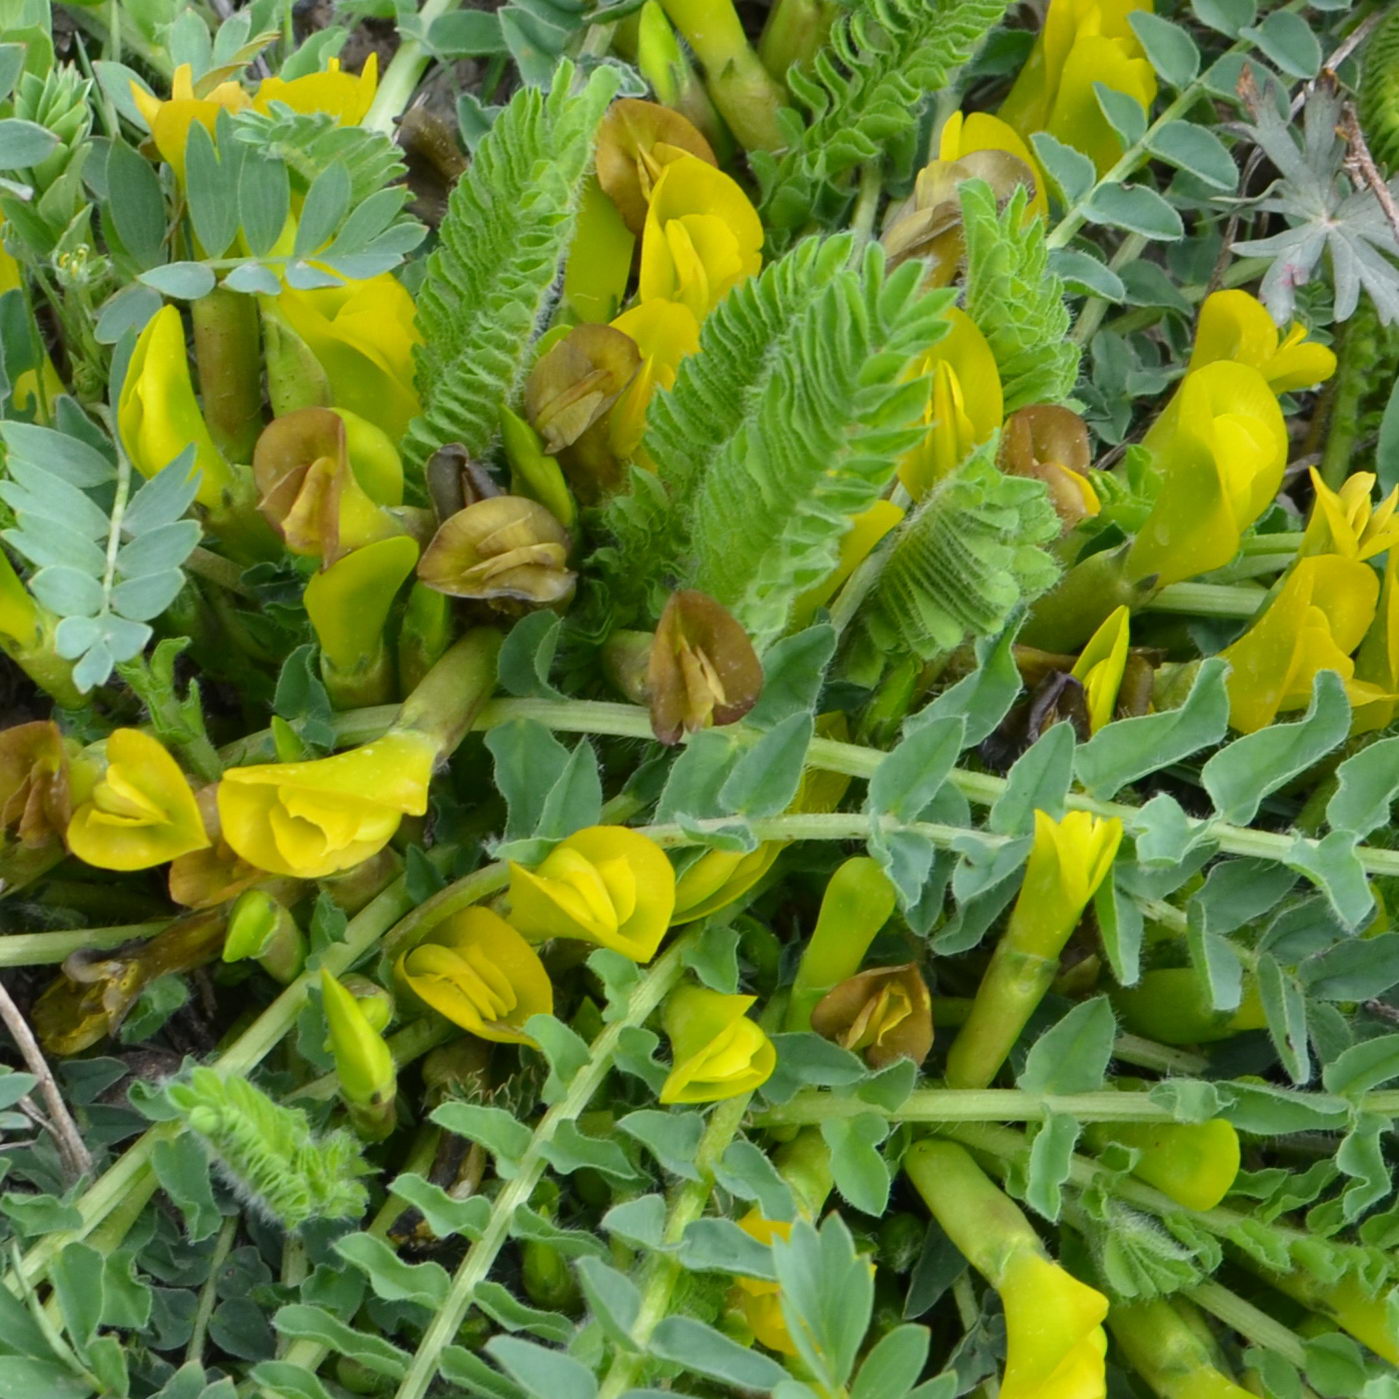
left=0, top=978, right=93, bottom=1183
left=1340, top=101, right=1399, bottom=246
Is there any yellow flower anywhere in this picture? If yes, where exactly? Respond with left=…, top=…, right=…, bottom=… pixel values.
left=898, top=307, right=1003, bottom=499
left=217, top=729, right=437, bottom=878
left=638, top=152, right=763, bottom=321
left=906, top=1140, right=1108, bottom=1399
left=1302, top=469, right=1399, bottom=562
left=131, top=63, right=251, bottom=181
left=1220, top=555, right=1385, bottom=734
left=938, top=110, right=1049, bottom=221
left=999, top=0, right=1156, bottom=174
left=1126, top=361, right=1287, bottom=587
left=253, top=54, right=379, bottom=125
left=509, top=825, right=676, bottom=961
left=731, top=1212, right=797, bottom=1355
left=119, top=305, right=234, bottom=510
left=397, top=906, right=554, bottom=1046
left=607, top=298, right=702, bottom=463
left=999, top=1251, right=1109, bottom=1399
left=1071, top=604, right=1131, bottom=732
left=1187, top=290, right=1337, bottom=394
left=945, top=809, right=1122, bottom=1089
left=658, top=984, right=775, bottom=1103
left=672, top=843, right=782, bottom=924
left=304, top=536, right=421, bottom=671
left=264, top=274, right=421, bottom=445
left=66, top=729, right=210, bottom=871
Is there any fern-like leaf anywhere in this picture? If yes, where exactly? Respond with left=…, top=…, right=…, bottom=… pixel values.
left=859, top=439, right=1061, bottom=661
left=645, top=239, right=950, bottom=649
left=233, top=107, right=406, bottom=204
left=961, top=181, right=1079, bottom=413
left=402, top=61, right=619, bottom=470
left=168, top=1067, right=370, bottom=1229
left=755, top=0, right=1012, bottom=234
left=1361, top=6, right=1399, bottom=176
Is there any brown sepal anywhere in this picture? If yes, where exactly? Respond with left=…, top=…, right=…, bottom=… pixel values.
left=647, top=590, right=763, bottom=746
left=810, top=963, right=934, bottom=1069
left=595, top=98, right=717, bottom=234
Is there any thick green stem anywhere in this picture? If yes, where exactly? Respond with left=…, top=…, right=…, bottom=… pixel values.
left=1187, top=1281, right=1309, bottom=1369
left=191, top=289, right=263, bottom=464
left=219, top=696, right=1399, bottom=879
left=658, top=0, right=787, bottom=151
left=0, top=922, right=169, bottom=968
left=758, top=0, right=838, bottom=83
left=1144, top=582, right=1265, bottom=618
left=391, top=930, right=697, bottom=1399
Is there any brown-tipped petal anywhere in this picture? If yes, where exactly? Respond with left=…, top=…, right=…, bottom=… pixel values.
left=810, top=963, right=934, bottom=1069
left=884, top=150, right=1038, bottom=278
left=595, top=98, right=717, bottom=234
left=253, top=407, right=349, bottom=556
left=999, top=404, right=1097, bottom=529
left=0, top=720, right=71, bottom=849
left=647, top=590, right=763, bottom=745
left=525, top=325, right=642, bottom=456
left=418, top=496, right=576, bottom=606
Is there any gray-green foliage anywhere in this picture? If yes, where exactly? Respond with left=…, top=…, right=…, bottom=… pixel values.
left=166, top=1068, right=370, bottom=1229
left=403, top=60, right=619, bottom=470
left=961, top=181, right=1079, bottom=412
left=603, top=236, right=951, bottom=648
left=0, top=414, right=200, bottom=690
left=756, top=0, right=1013, bottom=233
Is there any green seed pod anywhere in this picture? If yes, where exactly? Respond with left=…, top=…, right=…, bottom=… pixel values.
left=521, top=1239, right=583, bottom=1313
left=1360, top=8, right=1399, bottom=175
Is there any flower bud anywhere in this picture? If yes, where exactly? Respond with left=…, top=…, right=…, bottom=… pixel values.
left=223, top=888, right=306, bottom=983
left=118, top=305, right=235, bottom=510
left=304, top=535, right=421, bottom=708
left=397, top=906, right=553, bottom=1046
left=647, top=589, right=763, bottom=745
left=0, top=720, right=71, bottom=850
left=1086, top=1116, right=1240, bottom=1212
left=66, top=730, right=210, bottom=872
left=418, top=497, right=575, bottom=608
left=1070, top=604, right=1130, bottom=734
left=659, top=983, right=775, bottom=1103
left=509, top=825, right=676, bottom=962
left=321, top=968, right=397, bottom=1140
left=787, top=857, right=898, bottom=1030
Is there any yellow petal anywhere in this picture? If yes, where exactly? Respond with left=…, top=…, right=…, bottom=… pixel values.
left=66, top=730, right=210, bottom=872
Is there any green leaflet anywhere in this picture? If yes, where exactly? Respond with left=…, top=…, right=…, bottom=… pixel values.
left=402, top=61, right=618, bottom=470
left=858, top=439, right=1061, bottom=662
left=602, top=237, right=948, bottom=646
left=681, top=241, right=949, bottom=648
left=166, top=1068, right=370, bottom=1230
left=961, top=180, right=1079, bottom=412
left=755, top=0, right=1013, bottom=235
left=1360, top=6, right=1399, bottom=175
left=231, top=107, right=407, bottom=207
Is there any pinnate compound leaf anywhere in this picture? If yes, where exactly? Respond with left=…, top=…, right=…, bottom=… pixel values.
left=404, top=62, right=618, bottom=468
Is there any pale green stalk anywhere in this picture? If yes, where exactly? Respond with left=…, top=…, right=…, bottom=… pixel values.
left=0, top=923, right=169, bottom=967
left=391, top=930, right=696, bottom=1399
left=362, top=0, right=462, bottom=136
